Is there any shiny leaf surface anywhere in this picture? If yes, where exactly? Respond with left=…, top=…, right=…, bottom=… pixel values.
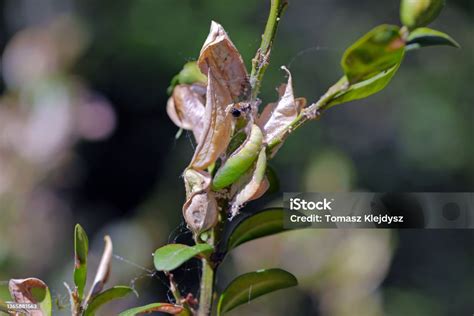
left=406, top=27, right=460, bottom=50
left=341, top=25, right=405, bottom=84
left=84, top=286, right=134, bottom=316
left=217, top=269, right=297, bottom=315
left=153, top=243, right=213, bottom=271
left=74, top=224, right=88, bottom=300
left=226, top=208, right=288, bottom=251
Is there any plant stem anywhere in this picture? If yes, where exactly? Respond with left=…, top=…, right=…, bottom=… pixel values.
left=167, top=272, right=195, bottom=315
left=197, top=258, right=214, bottom=316
left=195, top=2, right=289, bottom=315
left=250, top=0, right=288, bottom=100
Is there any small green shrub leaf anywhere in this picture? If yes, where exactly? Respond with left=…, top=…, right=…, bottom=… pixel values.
left=226, top=208, right=288, bottom=251
left=327, top=60, right=403, bottom=108
left=401, top=0, right=445, bottom=30
left=406, top=27, right=460, bottom=50
left=74, top=224, right=89, bottom=299
left=212, top=124, right=263, bottom=190
left=84, top=286, right=134, bottom=316
left=118, top=303, right=184, bottom=315
left=217, top=268, right=298, bottom=315
left=342, top=24, right=405, bottom=84
left=153, top=243, right=214, bottom=271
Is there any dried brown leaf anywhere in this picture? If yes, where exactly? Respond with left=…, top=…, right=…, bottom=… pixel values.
left=183, top=168, right=211, bottom=197
left=249, top=176, right=270, bottom=201
left=198, top=21, right=250, bottom=101
left=166, top=84, right=206, bottom=140
left=183, top=191, right=218, bottom=233
left=182, top=169, right=218, bottom=233
left=86, top=235, right=113, bottom=303
left=229, top=148, right=267, bottom=217
left=166, top=95, right=189, bottom=129
left=258, top=67, right=300, bottom=144
left=129, top=303, right=184, bottom=315
left=189, top=70, right=233, bottom=170
left=8, top=278, right=49, bottom=316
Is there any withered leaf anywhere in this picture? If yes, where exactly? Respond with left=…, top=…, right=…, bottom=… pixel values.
left=86, top=235, right=113, bottom=303
left=183, top=190, right=218, bottom=233
left=249, top=176, right=270, bottom=201
left=258, top=67, right=305, bottom=145
left=119, top=302, right=184, bottom=316
left=166, top=84, right=206, bottom=141
left=184, top=168, right=211, bottom=197
left=9, top=278, right=51, bottom=316
left=189, top=69, right=233, bottom=170
left=198, top=21, right=250, bottom=101
left=229, top=148, right=267, bottom=217
left=183, top=169, right=218, bottom=233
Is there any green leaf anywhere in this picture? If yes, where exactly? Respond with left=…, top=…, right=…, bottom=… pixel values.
left=153, top=243, right=214, bottom=271
left=84, top=286, right=134, bottom=316
left=178, top=62, right=207, bottom=85
left=74, top=224, right=89, bottom=300
left=226, top=208, right=288, bottom=251
left=327, top=60, right=403, bottom=108
left=400, top=0, right=444, bottom=30
left=342, top=24, right=405, bottom=84
left=167, top=61, right=207, bottom=94
left=36, top=285, right=52, bottom=316
left=217, top=269, right=298, bottom=315
left=406, top=27, right=460, bottom=50
left=118, top=303, right=185, bottom=315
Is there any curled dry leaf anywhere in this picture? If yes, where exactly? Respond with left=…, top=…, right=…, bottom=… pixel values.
left=249, top=176, right=270, bottom=201
left=166, top=84, right=206, bottom=141
left=190, top=69, right=234, bottom=170
left=184, top=168, right=211, bottom=196
left=86, top=235, right=113, bottom=303
left=9, top=278, right=51, bottom=316
left=183, top=169, right=218, bottom=233
left=119, top=302, right=184, bottom=316
left=183, top=191, right=218, bottom=233
left=198, top=21, right=250, bottom=101
left=258, top=67, right=305, bottom=145
left=229, top=148, right=267, bottom=217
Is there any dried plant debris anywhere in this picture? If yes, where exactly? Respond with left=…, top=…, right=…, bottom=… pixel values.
left=183, top=169, right=218, bottom=233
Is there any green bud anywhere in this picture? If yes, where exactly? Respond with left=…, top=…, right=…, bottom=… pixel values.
left=400, top=0, right=445, bottom=30
left=178, top=61, right=207, bottom=85
left=167, top=61, right=207, bottom=95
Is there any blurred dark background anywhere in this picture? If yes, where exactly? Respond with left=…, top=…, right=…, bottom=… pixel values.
left=0, top=0, right=472, bottom=315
